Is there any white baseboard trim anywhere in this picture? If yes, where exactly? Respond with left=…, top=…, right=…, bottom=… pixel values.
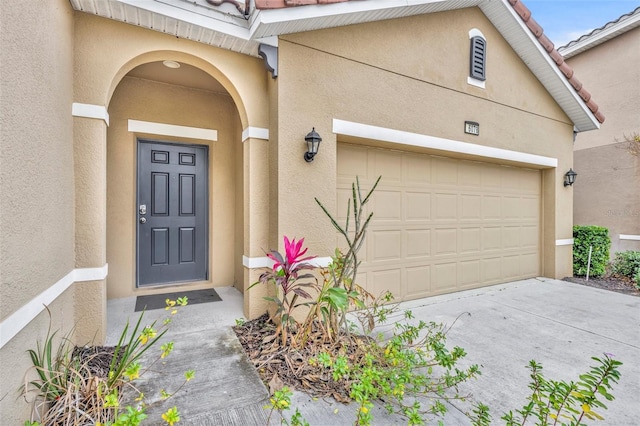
left=555, top=238, right=574, bottom=246
left=72, top=103, right=109, bottom=126
left=620, top=234, right=640, bottom=241
left=242, top=256, right=332, bottom=269
left=128, top=119, right=217, bottom=141
left=0, top=265, right=108, bottom=350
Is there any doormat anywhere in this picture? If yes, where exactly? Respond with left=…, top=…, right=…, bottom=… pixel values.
left=135, top=288, right=222, bottom=312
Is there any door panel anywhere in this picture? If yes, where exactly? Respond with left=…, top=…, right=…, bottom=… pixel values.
left=137, top=140, right=208, bottom=286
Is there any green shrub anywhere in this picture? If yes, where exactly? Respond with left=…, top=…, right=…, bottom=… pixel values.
left=635, top=269, right=640, bottom=289
left=573, top=226, right=610, bottom=277
left=611, top=250, right=640, bottom=279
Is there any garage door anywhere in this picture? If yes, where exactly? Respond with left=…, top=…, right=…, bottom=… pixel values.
left=337, top=144, right=541, bottom=301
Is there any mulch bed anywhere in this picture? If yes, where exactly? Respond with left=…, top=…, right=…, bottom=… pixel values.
left=562, top=275, right=639, bottom=297
left=233, top=314, right=373, bottom=403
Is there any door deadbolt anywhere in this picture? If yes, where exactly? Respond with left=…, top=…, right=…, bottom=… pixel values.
left=139, top=217, right=147, bottom=224
left=139, top=204, right=147, bottom=215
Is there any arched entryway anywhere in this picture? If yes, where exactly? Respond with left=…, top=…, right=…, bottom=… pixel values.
left=106, top=59, right=245, bottom=300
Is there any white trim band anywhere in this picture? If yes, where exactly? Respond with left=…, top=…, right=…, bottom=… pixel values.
left=242, top=127, right=270, bottom=142
left=620, top=234, right=640, bottom=241
left=0, top=265, right=109, bottom=350
left=555, top=238, right=574, bottom=246
left=128, top=119, right=218, bottom=141
left=332, top=119, right=558, bottom=167
left=242, top=256, right=332, bottom=269
left=72, top=103, right=109, bottom=126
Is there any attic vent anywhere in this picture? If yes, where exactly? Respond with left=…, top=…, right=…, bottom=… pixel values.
left=470, top=36, right=486, bottom=81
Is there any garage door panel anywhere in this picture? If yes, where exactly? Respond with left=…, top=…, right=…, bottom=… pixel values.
left=337, top=144, right=540, bottom=302
left=405, top=192, right=431, bottom=220
left=372, top=150, right=402, bottom=183
left=371, top=269, right=402, bottom=299
left=502, top=226, right=521, bottom=248
left=459, top=162, right=483, bottom=187
left=502, top=255, right=521, bottom=279
left=482, top=195, right=502, bottom=219
left=482, top=257, right=502, bottom=282
left=435, top=228, right=457, bottom=255
left=522, top=226, right=539, bottom=248
left=503, top=196, right=523, bottom=219
left=521, top=253, right=539, bottom=276
left=337, top=145, right=368, bottom=180
left=406, top=265, right=431, bottom=298
left=483, top=227, right=502, bottom=250
left=404, top=155, right=431, bottom=185
left=461, top=194, right=482, bottom=220
left=433, top=157, right=458, bottom=185
left=372, top=190, right=402, bottom=221
left=406, top=229, right=431, bottom=258
left=459, top=260, right=481, bottom=287
left=434, top=193, right=457, bottom=220
left=433, top=263, right=457, bottom=292
left=460, top=227, right=481, bottom=254
left=370, top=230, right=402, bottom=262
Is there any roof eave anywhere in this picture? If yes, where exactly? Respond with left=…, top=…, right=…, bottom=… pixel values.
left=480, top=0, right=600, bottom=132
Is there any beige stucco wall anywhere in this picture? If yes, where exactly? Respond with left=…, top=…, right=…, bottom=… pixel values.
left=567, top=27, right=640, bottom=256
left=275, top=7, right=575, bottom=282
left=0, top=0, right=76, bottom=421
left=107, top=76, right=242, bottom=298
left=73, top=12, right=268, bottom=129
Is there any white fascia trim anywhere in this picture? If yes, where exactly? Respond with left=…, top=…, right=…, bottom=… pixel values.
left=72, top=103, right=110, bottom=126
left=620, top=234, right=640, bottom=241
left=242, top=256, right=332, bottom=269
left=242, top=127, right=270, bottom=142
left=0, top=265, right=109, bottom=350
left=333, top=119, right=558, bottom=168
left=556, top=238, right=574, bottom=246
left=128, top=120, right=218, bottom=141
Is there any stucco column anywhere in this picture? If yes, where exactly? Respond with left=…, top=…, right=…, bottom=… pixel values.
left=243, top=137, right=271, bottom=319
left=73, top=115, right=108, bottom=344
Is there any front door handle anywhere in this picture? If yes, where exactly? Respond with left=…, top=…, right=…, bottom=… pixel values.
left=139, top=204, right=147, bottom=215
left=139, top=217, right=147, bottom=224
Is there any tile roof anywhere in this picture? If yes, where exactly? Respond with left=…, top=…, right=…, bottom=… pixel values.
left=255, top=0, right=604, bottom=124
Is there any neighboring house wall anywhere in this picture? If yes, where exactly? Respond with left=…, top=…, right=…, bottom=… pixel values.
left=567, top=27, right=640, bottom=256
left=0, top=0, right=76, bottom=423
left=276, top=8, right=576, bottom=285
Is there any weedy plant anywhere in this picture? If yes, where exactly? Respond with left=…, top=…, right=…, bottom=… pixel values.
left=496, top=354, right=623, bottom=426
left=23, top=297, right=193, bottom=425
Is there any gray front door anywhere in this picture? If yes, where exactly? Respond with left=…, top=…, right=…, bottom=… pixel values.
left=137, top=140, right=208, bottom=286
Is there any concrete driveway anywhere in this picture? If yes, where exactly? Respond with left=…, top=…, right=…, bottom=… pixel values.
left=107, top=278, right=639, bottom=425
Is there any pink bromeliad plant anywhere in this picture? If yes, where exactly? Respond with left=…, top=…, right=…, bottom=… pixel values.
left=252, top=236, right=318, bottom=345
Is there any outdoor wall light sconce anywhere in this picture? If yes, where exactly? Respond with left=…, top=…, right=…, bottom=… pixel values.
left=304, top=128, right=322, bottom=162
left=564, top=168, right=577, bottom=187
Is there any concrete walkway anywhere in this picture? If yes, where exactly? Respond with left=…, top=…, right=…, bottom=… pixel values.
left=107, top=278, right=640, bottom=425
